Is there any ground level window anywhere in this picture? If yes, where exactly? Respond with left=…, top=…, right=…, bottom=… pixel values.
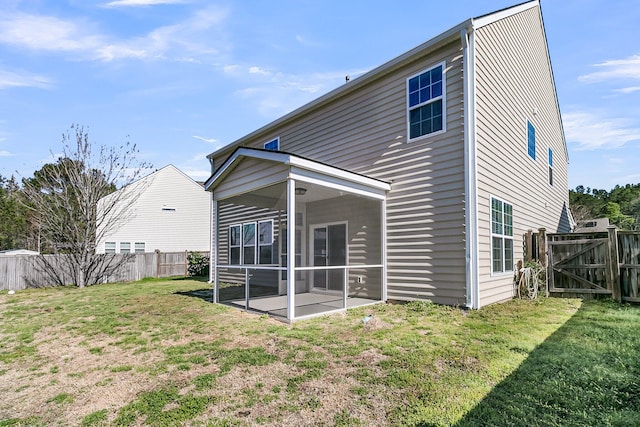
left=134, top=242, right=145, bottom=253
left=491, top=197, right=513, bottom=273
left=120, top=242, right=131, bottom=253
left=105, top=242, right=116, bottom=254
left=229, top=225, right=241, bottom=265
left=258, top=220, right=273, bottom=264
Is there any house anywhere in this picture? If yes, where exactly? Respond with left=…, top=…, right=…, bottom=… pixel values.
left=573, top=218, right=612, bottom=233
left=204, top=0, right=571, bottom=321
left=0, top=249, right=39, bottom=257
left=97, top=165, right=211, bottom=254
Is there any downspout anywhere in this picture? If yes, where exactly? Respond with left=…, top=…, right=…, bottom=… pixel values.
left=461, top=26, right=480, bottom=309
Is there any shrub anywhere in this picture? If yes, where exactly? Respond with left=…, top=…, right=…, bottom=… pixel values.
left=187, top=252, right=209, bottom=277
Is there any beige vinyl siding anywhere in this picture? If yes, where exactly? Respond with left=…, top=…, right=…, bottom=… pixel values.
left=474, top=6, right=570, bottom=305
left=98, top=165, right=211, bottom=253
left=214, top=158, right=289, bottom=201
left=211, top=38, right=468, bottom=305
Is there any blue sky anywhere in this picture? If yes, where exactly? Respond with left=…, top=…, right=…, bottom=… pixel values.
left=0, top=0, right=639, bottom=191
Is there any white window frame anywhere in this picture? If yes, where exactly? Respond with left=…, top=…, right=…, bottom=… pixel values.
left=258, top=219, right=274, bottom=264
left=263, top=137, right=280, bottom=151
left=407, top=62, right=447, bottom=142
left=490, top=196, right=514, bottom=275
left=229, top=224, right=241, bottom=265
left=242, top=222, right=257, bottom=265
left=105, top=242, right=116, bottom=254
left=119, top=242, right=131, bottom=253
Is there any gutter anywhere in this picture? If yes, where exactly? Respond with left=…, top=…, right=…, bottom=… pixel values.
left=461, top=26, right=480, bottom=310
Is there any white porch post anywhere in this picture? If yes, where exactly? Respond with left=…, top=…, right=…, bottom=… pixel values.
left=286, top=179, right=296, bottom=321
left=381, top=198, right=388, bottom=301
left=212, top=198, right=219, bottom=303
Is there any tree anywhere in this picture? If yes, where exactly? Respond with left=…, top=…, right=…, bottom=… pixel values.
left=0, top=174, right=31, bottom=250
left=21, top=125, right=152, bottom=287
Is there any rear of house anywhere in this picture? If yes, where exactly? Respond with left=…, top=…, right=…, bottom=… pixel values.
left=205, top=0, right=569, bottom=320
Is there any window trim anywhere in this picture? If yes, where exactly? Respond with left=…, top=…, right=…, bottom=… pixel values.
left=229, top=221, right=274, bottom=265
left=229, top=224, right=241, bottom=265
left=490, top=196, right=514, bottom=275
left=105, top=241, right=116, bottom=254
left=527, top=120, right=536, bottom=160
left=407, top=61, right=447, bottom=142
left=258, top=219, right=274, bottom=264
left=263, top=137, right=280, bottom=151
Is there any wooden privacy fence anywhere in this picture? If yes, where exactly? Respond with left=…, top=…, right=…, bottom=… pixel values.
left=0, top=251, right=209, bottom=291
left=546, top=227, right=640, bottom=303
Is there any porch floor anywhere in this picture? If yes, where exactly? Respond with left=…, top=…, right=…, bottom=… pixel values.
left=224, top=291, right=380, bottom=320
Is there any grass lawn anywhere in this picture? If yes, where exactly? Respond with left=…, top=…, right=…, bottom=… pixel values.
left=1, top=278, right=639, bottom=426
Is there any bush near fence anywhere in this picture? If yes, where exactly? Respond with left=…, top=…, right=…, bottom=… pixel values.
left=0, top=251, right=209, bottom=291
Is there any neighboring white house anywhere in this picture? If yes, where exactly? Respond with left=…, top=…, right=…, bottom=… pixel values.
left=204, top=0, right=571, bottom=321
left=0, top=249, right=39, bottom=257
left=97, top=165, right=210, bottom=254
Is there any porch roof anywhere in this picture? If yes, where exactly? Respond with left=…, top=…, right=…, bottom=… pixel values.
left=204, top=147, right=391, bottom=201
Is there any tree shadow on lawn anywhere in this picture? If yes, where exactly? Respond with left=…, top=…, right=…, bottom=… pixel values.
left=455, top=300, right=640, bottom=427
left=173, top=279, right=277, bottom=305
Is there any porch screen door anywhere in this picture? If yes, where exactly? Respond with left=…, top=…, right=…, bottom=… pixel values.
left=312, top=223, right=346, bottom=291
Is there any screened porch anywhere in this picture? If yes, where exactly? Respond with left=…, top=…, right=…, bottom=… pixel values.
left=205, top=148, right=390, bottom=322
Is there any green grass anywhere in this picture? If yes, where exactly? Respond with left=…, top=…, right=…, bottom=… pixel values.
left=1, top=278, right=639, bottom=426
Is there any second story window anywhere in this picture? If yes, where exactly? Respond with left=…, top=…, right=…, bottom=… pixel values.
left=264, top=138, right=279, bottom=151
left=548, top=147, right=553, bottom=186
left=408, top=63, right=445, bottom=140
left=527, top=121, right=536, bottom=160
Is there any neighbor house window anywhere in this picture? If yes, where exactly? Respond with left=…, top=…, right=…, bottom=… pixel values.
left=120, top=242, right=131, bottom=253
left=527, top=121, right=536, bottom=160
left=548, top=147, right=553, bottom=186
left=408, top=63, right=445, bottom=140
left=491, top=197, right=513, bottom=274
left=258, top=220, right=274, bottom=264
left=105, top=242, right=116, bottom=254
left=229, top=225, right=241, bottom=265
left=134, top=242, right=145, bottom=253
left=264, top=138, right=279, bottom=151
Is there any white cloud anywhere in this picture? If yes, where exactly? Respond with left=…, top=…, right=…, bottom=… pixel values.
left=0, top=150, right=11, bottom=157
left=0, top=8, right=228, bottom=62
left=180, top=166, right=210, bottom=180
left=192, top=135, right=218, bottom=144
left=295, top=34, right=324, bottom=48
left=563, top=111, right=640, bottom=150
left=249, top=66, right=270, bottom=76
left=0, top=68, right=51, bottom=89
left=102, top=0, right=188, bottom=8
left=579, top=55, right=640, bottom=83
left=613, top=86, right=640, bottom=94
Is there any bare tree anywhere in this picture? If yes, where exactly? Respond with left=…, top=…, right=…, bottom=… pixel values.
left=22, top=125, right=152, bottom=288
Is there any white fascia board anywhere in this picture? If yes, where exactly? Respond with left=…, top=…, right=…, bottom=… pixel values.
left=472, top=0, right=539, bottom=29
left=289, top=167, right=387, bottom=201
left=204, top=148, right=291, bottom=191
left=289, top=156, right=391, bottom=193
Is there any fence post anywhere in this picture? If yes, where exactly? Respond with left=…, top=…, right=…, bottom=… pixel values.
left=537, top=228, right=549, bottom=296
left=537, top=228, right=547, bottom=267
left=155, top=249, right=161, bottom=278
left=525, top=229, right=533, bottom=263
left=607, top=226, right=621, bottom=302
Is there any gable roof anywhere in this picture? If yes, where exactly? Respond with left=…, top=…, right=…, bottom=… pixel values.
left=205, top=147, right=391, bottom=200
left=207, top=1, right=543, bottom=161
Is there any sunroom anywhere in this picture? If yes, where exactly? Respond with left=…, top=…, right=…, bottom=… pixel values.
left=204, top=147, right=390, bottom=322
